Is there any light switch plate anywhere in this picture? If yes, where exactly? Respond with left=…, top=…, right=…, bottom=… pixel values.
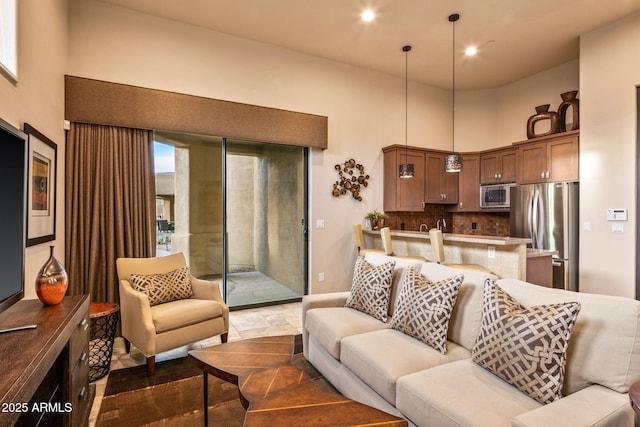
left=612, top=223, right=624, bottom=233
left=316, top=219, right=325, bottom=229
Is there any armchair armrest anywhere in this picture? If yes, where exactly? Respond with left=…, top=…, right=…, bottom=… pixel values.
left=190, top=276, right=229, bottom=332
left=119, top=280, right=156, bottom=355
left=511, top=385, right=632, bottom=427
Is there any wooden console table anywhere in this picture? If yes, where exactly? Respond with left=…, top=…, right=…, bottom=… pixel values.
left=188, top=335, right=407, bottom=426
left=0, top=295, right=93, bottom=427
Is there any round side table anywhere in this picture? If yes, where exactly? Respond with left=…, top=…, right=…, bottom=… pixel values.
left=89, top=302, right=120, bottom=382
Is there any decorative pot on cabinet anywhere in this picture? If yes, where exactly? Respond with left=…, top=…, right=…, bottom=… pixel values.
left=558, top=90, right=580, bottom=132
left=526, top=104, right=560, bottom=139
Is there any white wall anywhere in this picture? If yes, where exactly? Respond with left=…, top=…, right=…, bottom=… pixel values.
left=0, top=0, right=68, bottom=300
left=579, top=13, right=640, bottom=298
left=67, top=0, right=583, bottom=294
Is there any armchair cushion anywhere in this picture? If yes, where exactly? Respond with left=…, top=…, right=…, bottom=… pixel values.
left=131, top=266, right=193, bottom=306
left=151, top=298, right=225, bottom=333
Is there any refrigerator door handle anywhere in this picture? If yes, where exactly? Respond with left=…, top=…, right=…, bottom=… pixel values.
left=531, top=188, right=540, bottom=248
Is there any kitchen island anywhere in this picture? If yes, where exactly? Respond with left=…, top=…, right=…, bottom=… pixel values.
left=363, top=229, right=533, bottom=280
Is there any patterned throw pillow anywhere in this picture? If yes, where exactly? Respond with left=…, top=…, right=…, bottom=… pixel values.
left=345, top=256, right=396, bottom=322
left=472, top=280, right=581, bottom=404
left=131, top=266, right=193, bottom=306
left=389, top=267, right=464, bottom=354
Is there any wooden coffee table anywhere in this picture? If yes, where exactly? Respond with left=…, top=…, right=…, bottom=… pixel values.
left=188, top=335, right=407, bottom=426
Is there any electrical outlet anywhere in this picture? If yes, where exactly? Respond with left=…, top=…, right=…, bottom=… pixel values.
left=316, top=219, right=325, bottom=229
left=487, top=246, right=496, bottom=259
left=471, top=222, right=477, bottom=230
left=318, top=272, right=325, bottom=282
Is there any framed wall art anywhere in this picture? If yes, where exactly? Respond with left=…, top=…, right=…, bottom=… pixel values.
left=24, top=123, right=57, bottom=247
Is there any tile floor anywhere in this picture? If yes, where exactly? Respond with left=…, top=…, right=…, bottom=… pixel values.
left=88, top=302, right=302, bottom=427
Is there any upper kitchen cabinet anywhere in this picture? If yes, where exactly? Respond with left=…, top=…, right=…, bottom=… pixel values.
left=424, top=152, right=459, bottom=204
left=383, top=146, right=458, bottom=211
left=515, top=131, right=579, bottom=184
left=449, top=153, right=480, bottom=212
left=480, top=147, right=517, bottom=184
left=383, top=146, right=426, bottom=211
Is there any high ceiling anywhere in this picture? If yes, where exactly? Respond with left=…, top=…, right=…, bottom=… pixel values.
left=98, top=0, right=640, bottom=90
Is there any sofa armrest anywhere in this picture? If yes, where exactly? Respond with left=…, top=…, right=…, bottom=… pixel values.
left=119, top=280, right=156, bottom=355
left=511, top=385, right=632, bottom=427
left=190, top=276, right=229, bottom=331
left=301, top=292, right=350, bottom=358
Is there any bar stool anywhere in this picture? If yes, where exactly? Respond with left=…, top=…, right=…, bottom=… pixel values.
left=380, top=227, right=426, bottom=261
left=429, top=229, right=491, bottom=273
left=353, top=223, right=385, bottom=256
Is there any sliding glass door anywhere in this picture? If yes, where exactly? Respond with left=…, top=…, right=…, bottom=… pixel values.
left=153, top=131, right=307, bottom=309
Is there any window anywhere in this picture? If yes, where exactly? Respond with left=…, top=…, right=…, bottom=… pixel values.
left=0, top=0, right=17, bottom=82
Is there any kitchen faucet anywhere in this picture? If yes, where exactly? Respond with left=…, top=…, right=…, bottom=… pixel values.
left=419, top=224, right=429, bottom=232
left=437, top=219, right=447, bottom=231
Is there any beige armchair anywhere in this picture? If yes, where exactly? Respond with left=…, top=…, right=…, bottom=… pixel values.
left=116, top=252, right=229, bottom=375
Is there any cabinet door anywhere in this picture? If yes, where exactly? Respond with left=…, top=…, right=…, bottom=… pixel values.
left=424, top=152, right=458, bottom=204
left=481, top=148, right=517, bottom=184
left=500, top=149, right=517, bottom=182
left=455, top=154, right=480, bottom=211
left=548, top=136, right=579, bottom=182
left=517, top=142, right=548, bottom=184
left=384, top=149, right=426, bottom=211
left=480, top=152, right=500, bottom=184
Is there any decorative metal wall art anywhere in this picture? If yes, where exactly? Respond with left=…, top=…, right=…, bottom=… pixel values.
left=332, top=159, right=369, bottom=201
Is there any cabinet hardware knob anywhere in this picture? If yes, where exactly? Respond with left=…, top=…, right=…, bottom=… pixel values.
left=79, top=386, right=88, bottom=400
left=80, top=319, right=89, bottom=330
left=546, top=171, right=550, bottom=179
left=79, top=352, right=87, bottom=364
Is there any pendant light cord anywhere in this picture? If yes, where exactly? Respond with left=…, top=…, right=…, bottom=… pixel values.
left=451, top=16, right=456, bottom=154
left=404, top=46, right=410, bottom=163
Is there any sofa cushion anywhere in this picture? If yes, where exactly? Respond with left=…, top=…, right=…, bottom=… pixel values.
left=151, top=298, right=224, bottom=333
left=131, top=266, right=193, bottom=306
left=341, top=328, right=470, bottom=406
left=345, top=256, right=396, bottom=322
left=472, top=280, right=581, bottom=404
left=497, top=278, right=640, bottom=395
left=305, top=307, right=387, bottom=360
left=363, top=252, right=424, bottom=317
left=389, top=267, right=463, bottom=354
left=397, top=359, right=541, bottom=427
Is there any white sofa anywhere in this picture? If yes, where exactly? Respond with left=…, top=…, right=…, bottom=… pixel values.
left=302, top=253, right=640, bottom=427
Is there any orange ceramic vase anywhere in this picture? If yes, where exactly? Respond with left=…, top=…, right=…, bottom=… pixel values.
left=35, top=246, right=68, bottom=305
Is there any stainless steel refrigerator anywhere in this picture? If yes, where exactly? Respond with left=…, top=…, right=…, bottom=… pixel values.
left=509, top=182, right=579, bottom=291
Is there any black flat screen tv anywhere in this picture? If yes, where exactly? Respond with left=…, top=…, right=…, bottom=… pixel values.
left=0, top=117, right=27, bottom=314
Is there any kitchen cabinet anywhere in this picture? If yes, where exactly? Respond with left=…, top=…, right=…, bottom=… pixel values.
left=383, top=146, right=458, bottom=211
left=516, top=131, right=579, bottom=184
left=424, top=152, right=459, bottom=204
left=383, top=147, right=426, bottom=211
left=480, top=147, right=516, bottom=184
left=449, top=153, right=480, bottom=212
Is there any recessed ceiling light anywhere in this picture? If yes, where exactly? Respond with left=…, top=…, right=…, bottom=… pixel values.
left=361, top=9, right=375, bottom=22
left=465, top=47, right=478, bottom=56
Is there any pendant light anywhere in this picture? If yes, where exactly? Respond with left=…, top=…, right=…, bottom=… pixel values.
left=445, top=14, right=463, bottom=173
left=399, top=45, right=414, bottom=179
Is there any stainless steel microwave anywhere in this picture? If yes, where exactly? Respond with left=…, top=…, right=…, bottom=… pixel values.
left=480, top=183, right=515, bottom=210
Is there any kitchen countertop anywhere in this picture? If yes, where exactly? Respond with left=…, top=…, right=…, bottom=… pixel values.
left=364, top=229, right=531, bottom=246
left=526, top=248, right=558, bottom=258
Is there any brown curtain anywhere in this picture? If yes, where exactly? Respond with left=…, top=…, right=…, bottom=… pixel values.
left=65, top=123, right=156, bottom=303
